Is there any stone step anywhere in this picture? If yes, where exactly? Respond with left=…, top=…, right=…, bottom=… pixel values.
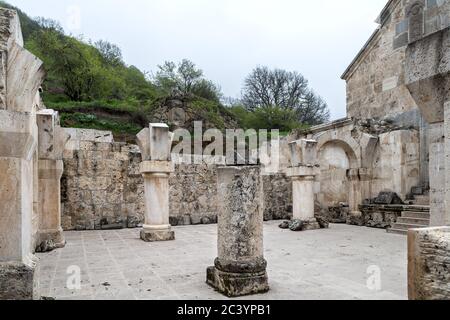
left=401, top=211, right=430, bottom=219
left=402, top=205, right=430, bottom=213
left=391, top=222, right=429, bottom=231
left=387, top=228, right=408, bottom=235
left=397, top=217, right=430, bottom=225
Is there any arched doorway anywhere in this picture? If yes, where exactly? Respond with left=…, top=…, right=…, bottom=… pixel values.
left=317, top=140, right=358, bottom=208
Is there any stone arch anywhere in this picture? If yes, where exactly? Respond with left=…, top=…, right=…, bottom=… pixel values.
left=314, top=131, right=361, bottom=169
left=312, top=129, right=376, bottom=214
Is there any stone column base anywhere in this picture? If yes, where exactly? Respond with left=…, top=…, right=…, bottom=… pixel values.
left=206, top=266, right=269, bottom=297
left=0, top=260, right=39, bottom=300
left=36, top=228, right=66, bottom=253
left=140, top=227, right=175, bottom=242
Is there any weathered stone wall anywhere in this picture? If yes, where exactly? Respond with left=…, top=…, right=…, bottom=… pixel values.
left=61, top=130, right=290, bottom=230
left=372, top=130, right=420, bottom=200
left=61, top=141, right=219, bottom=230
left=408, top=227, right=450, bottom=300
left=262, top=174, right=292, bottom=221
left=61, top=141, right=141, bottom=230
left=343, top=0, right=449, bottom=121
left=344, top=0, right=416, bottom=120
left=169, top=159, right=219, bottom=226
left=317, top=142, right=350, bottom=207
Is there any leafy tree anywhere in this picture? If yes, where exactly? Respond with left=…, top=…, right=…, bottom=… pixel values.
left=155, top=59, right=221, bottom=101
left=192, top=79, right=222, bottom=102
left=231, top=105, right=304, bottom=132
left=94, top=40, right=124, bottom=67
left=242, top=66, right=330, bottom=125
left=26, top=27, right=97, bottom=101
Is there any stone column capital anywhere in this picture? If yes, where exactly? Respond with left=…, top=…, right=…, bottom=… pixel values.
left=0, top=110, right=37, bottom=160
left=358, top=168, right=373, bottom=181
left=291, top=175, right=315, bottom=182
left=347, top=168, right=360, bottom=181
left=286, top=165, right=319, bottom=179
left=139, top=160, right=174, bottom=175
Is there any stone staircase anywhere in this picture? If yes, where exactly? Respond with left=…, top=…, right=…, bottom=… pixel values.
left=387, top=205, right=430, bottom=235
left=387, top=185, right=430, bottom=235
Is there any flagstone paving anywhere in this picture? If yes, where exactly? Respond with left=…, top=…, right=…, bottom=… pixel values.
left=37, top=221, right=407, bottom=300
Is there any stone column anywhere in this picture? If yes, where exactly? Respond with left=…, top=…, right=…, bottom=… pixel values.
left=346, top=168, right=373, bottom=225
left=36, top=110, right=70, bottom=252
left=136, top=123, right=175, bottom=242
left=347, top=168, right=362, bottom=217
left=207, top=165, right=269, bottom=297
left=429, top=122, right=445, bottom=226
left=0, top=8, right=45, bottom=300
left=359, top=168, right=373, bottom=204
left=285, top=139, right=321, bottom=230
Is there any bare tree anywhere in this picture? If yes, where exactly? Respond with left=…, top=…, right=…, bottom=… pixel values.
left=242, top=66, right=330, bottom=125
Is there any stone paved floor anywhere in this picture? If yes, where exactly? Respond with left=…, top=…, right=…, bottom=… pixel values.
left=37, top=222, right=408, bottom=300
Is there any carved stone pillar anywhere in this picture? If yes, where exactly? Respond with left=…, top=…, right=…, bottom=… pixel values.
left=405, top=26, right=450, bottom=226
left=136, top=123, right=175, bottom=242
left=140, top=161, right=174, bottom=241
left=358, top=168, right=373, bottom=207
left=0, top=8, right=45, bottom=300
left=207, top=165, right=269, bottom=297
left=347, top=168, right=362, bottom=217
left=36, top=109, right=70, bottom=252
left=285, top=139, right=321, bottom=230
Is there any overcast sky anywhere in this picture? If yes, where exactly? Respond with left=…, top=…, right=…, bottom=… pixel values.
left=7, top=0, right=387, bottom=120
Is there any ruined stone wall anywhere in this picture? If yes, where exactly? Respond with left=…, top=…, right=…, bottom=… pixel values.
left=61, top=131, right=289, bottom=230
left=61, top=141, right=141, bottom=230
left=262, top=174, right=292, bottom=221
left=61, top=141, right=219, bottom=230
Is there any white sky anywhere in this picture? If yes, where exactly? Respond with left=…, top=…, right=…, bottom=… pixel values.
left=7, top=0, right=388, bottom=120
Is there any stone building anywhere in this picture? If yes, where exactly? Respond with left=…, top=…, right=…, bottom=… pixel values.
left=26, top=0, right=450, bottom=235
left=291, top=0, right=450, bottom=233
left=1, top=0, right=449, bottom=300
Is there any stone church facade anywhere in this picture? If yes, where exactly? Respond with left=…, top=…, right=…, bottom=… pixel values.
left=292, top=0, right=450, bottom=231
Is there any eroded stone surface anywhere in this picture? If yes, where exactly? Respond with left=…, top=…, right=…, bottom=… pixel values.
left=408, top=227, right=450, bottom=300
left=207, top=166, right=269, bottom=297
left=0, top=262, right=39, bottom=300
